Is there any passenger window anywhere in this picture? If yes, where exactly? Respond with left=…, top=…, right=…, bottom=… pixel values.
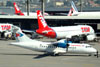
left=86, top=46, right=92, bottom=48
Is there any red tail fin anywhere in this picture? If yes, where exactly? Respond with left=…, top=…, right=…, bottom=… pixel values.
left=37, top=10, right=49, bottom=29
left=13, top=2, right=24, bottom=15
left=36, top=10, right=56, bottom=38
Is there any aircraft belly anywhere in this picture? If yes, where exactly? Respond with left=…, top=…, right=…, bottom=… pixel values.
left=45, top=47, right=66, bottom=53
left=53, top=48, right=66, bottom=53
left=56, top=31, right=68, bottom=38
left=56, top=31, right=82, bottom=38
left=46, top=48, right=55, bottom=53
left=68, top=47, right=83, bottom=53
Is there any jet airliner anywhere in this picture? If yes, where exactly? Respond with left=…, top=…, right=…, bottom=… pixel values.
left=36, top=10, right=96, bottom=41
left=69, top=1, right=100, bottom=16
left=13, top=2, right=49, bottom=16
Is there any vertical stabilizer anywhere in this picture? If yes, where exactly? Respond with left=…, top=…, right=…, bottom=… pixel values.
left=36, top=10, right=56, bottom=38
left=67, top=8, right=73, bottom=16
left=37, top=10, right=49, bottom=29
left=13, top=26, right=32, bottom=42
left=71, top=1, right=78, bottom=13
left=13, top=2, right=24, bottom=15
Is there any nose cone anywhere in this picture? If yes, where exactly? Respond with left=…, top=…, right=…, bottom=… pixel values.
left=89, top=48, right=97, bottom=53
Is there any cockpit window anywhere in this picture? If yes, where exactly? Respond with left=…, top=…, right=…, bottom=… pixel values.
left=85, top=46, right=92, bottom=48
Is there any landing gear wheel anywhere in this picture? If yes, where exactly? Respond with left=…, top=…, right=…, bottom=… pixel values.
left=52, top=53, right=59, bottom=56
left=88, top=54, right=91, bottom=56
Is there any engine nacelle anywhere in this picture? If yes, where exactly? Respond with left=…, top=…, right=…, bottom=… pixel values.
left=57, top=43, right=67, bottom=48
left=86, top=34, right=96, bottom=41
left=54, top=39, right=71, bottom=48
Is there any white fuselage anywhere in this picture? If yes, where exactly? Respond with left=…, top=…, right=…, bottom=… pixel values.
left=23, top=12, right=49, bottom=16
left=23, top=12, right=37, bottom=16
left=11, top=40, right=97, bottom=54
left=72, top=12, right=100, bottom=16
left=52, top=25, right=95, bottom=39
left=0, top=24, right=13, bottom=32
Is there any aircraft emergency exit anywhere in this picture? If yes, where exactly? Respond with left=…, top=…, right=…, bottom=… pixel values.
left=36, top=10, right=96, bottom=41
left=10, top=25, right=98, bottom=57
left=69, top=1, right=100, bottom=16
left=13, top=2, right=49, bottom=16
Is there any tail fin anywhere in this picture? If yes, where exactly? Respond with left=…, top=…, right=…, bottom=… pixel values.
left=71, top=1, right=78, bottom=13
left=37, top=10, right=49, bottom=29
left=13, top=2, right=24, bottom=15
left=67, top=8, right=73, bottom=16
left=13, top=25, right=32, bottom=42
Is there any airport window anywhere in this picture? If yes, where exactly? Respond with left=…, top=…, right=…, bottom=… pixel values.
left=52, top=46, right=54, bottom=48
left=49, top=46, right=52, bottom=48
left=69, top=47, right=76, bottom=49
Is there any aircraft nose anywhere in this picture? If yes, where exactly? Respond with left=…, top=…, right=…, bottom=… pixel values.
left=91, top=48, right=97, bottom=53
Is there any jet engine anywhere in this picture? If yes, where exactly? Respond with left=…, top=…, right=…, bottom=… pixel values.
left=86, top=34, right=96, bottom=41
left=57, top=43, right=67, bottom=48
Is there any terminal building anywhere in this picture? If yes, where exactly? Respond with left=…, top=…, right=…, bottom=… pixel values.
left=0, top=15, right=100, bottom=36
left=0, top=0, right=100, bottom=35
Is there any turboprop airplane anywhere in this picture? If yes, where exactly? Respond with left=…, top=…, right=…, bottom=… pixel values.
left=69, top=1, right=100, bottom=16
left=10, top=25, right=98, bottom=57
left=36, top=10, right=96, bottom=41
left=13, top=2, right=49, bottom=16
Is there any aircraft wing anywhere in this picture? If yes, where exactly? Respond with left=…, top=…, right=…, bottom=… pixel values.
left=65, top=33, right=81, bottom=38
left=10, top=42, right=21, bottom=46
left=22, top=30, right=35, bottom=33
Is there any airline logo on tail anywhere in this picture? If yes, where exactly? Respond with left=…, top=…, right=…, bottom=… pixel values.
left=71, top=1, right=78, bottom=13
left=68, top=1, right=79, bottom=16
left=14, top=2, right=20, bottom=11
left=37, top=10, right=48, bottom=28
left=36, top=10, right=56, bottom=38
left=16, top=33, right=23, bottom=37
left=13, top=2, right=24, bottom=15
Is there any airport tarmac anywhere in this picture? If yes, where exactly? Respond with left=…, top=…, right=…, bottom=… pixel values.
left=0, top=39, right=100, bottom=67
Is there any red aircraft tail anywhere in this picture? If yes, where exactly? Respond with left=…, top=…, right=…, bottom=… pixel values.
left=36, top=10, right=56, bottom=38
left=13, top=2, right=24, bottom=15
left=37, top=10, right=49, bottom=29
